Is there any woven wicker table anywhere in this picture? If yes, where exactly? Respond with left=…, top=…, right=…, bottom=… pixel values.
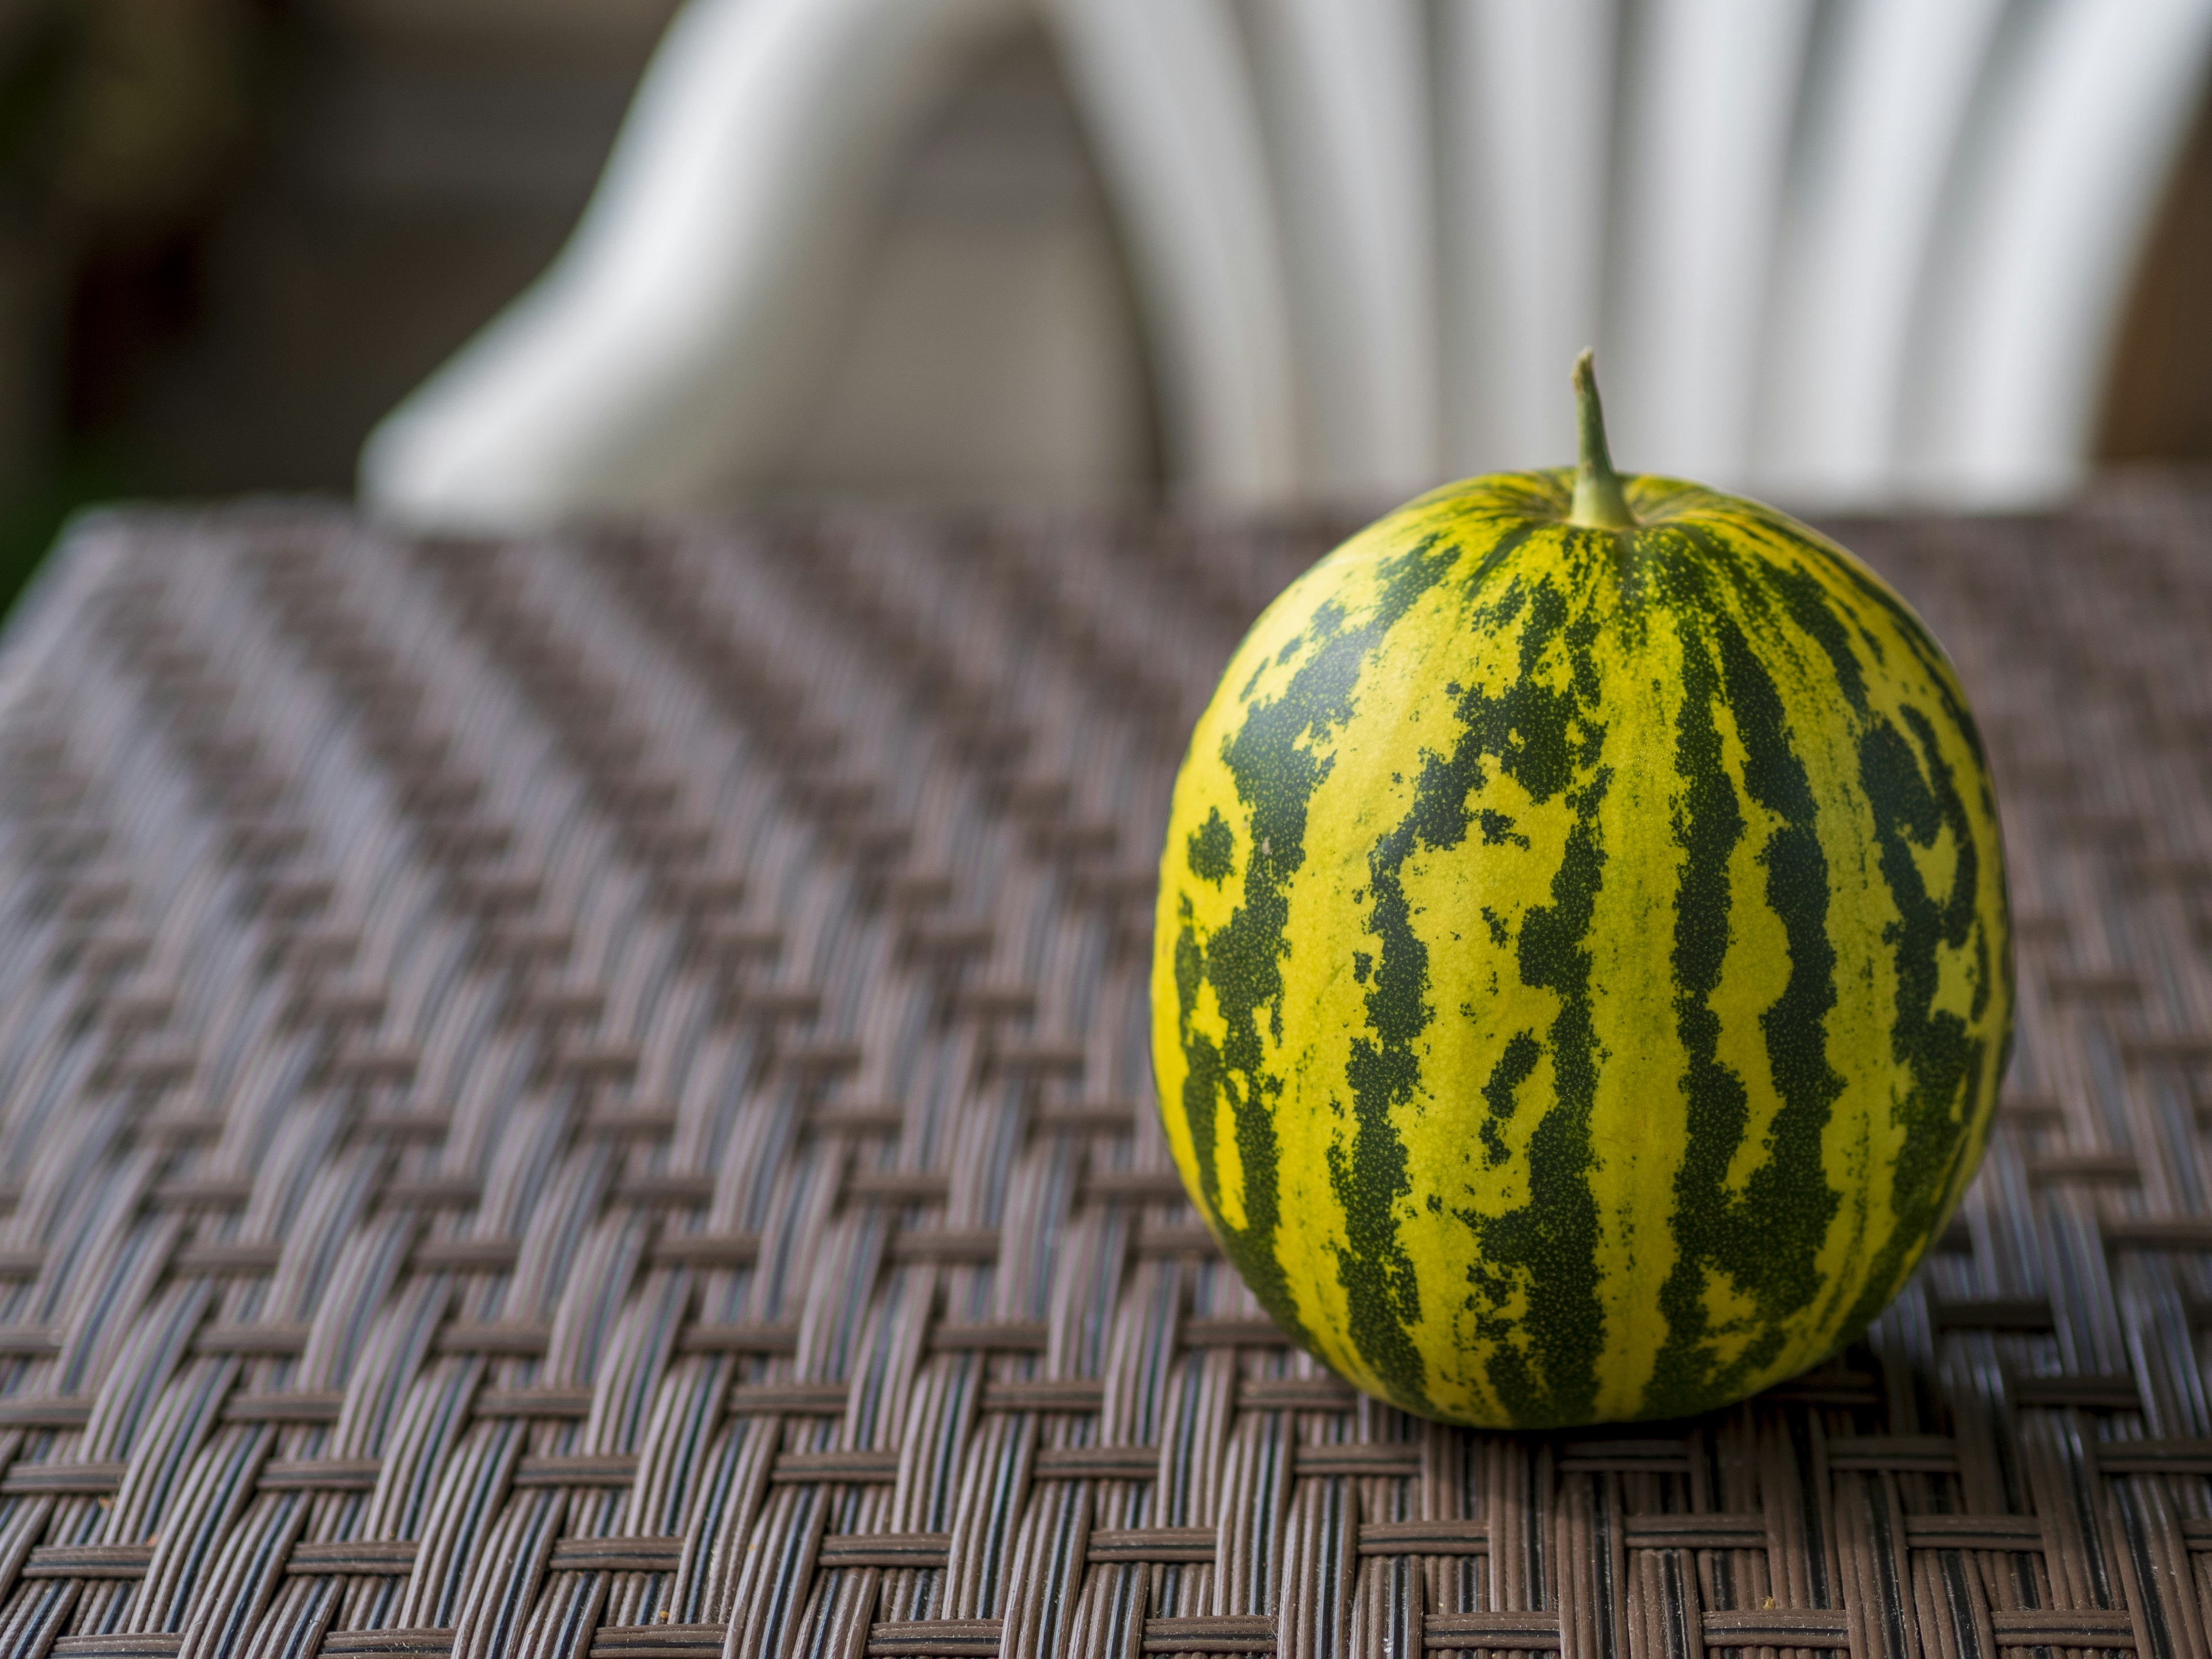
left=0, top=487, right=2205, bottom=1659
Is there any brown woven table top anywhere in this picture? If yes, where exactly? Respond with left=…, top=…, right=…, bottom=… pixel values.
left=0, top=486, right=2206, bottom=1659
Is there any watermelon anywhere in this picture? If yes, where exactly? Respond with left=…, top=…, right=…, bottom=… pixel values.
left=1151, top=354, right=2011, bottom=1427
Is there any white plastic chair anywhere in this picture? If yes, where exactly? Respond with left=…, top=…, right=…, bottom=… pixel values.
left=361, top=0, right=2212, bottom=522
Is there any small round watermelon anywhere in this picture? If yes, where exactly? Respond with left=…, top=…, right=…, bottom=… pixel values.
left=1152, top=353, right=2011, bottom=1428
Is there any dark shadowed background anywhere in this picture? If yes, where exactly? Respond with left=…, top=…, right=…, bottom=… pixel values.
left=0, top=0, right=679, bottom=599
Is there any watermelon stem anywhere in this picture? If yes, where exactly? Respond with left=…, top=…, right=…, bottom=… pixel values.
left=1570, top=350, right=1637, bottom=531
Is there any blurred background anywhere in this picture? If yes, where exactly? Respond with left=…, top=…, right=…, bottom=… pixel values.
left=1, top=0, right=2210, bottom=603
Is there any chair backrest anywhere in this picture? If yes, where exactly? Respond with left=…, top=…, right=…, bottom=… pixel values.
left=361, top=0, right=1030, bottom=526
left=361, top=0, right=2212, bottom=522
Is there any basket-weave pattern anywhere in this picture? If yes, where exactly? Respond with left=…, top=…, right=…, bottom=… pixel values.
left=0, top=491, right=2207, bottom=1659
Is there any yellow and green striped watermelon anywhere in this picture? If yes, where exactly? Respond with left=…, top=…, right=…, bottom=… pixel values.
left=1152, top=354, right=2011, bottom=1428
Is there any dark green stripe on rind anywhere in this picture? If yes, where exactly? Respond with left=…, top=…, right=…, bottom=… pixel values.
left=1172, top=537, right=1461, bottom=1348
left=1343, top=549, right=1609, bottom=1418
left=1441, top=568, right=1610, bottom=1427
left=1479, top=1034, right=1542, bottom=1168
left=1835, top=702, right=1990, bottom=1339
left=1644, top=594, right=1843, bottom=1420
